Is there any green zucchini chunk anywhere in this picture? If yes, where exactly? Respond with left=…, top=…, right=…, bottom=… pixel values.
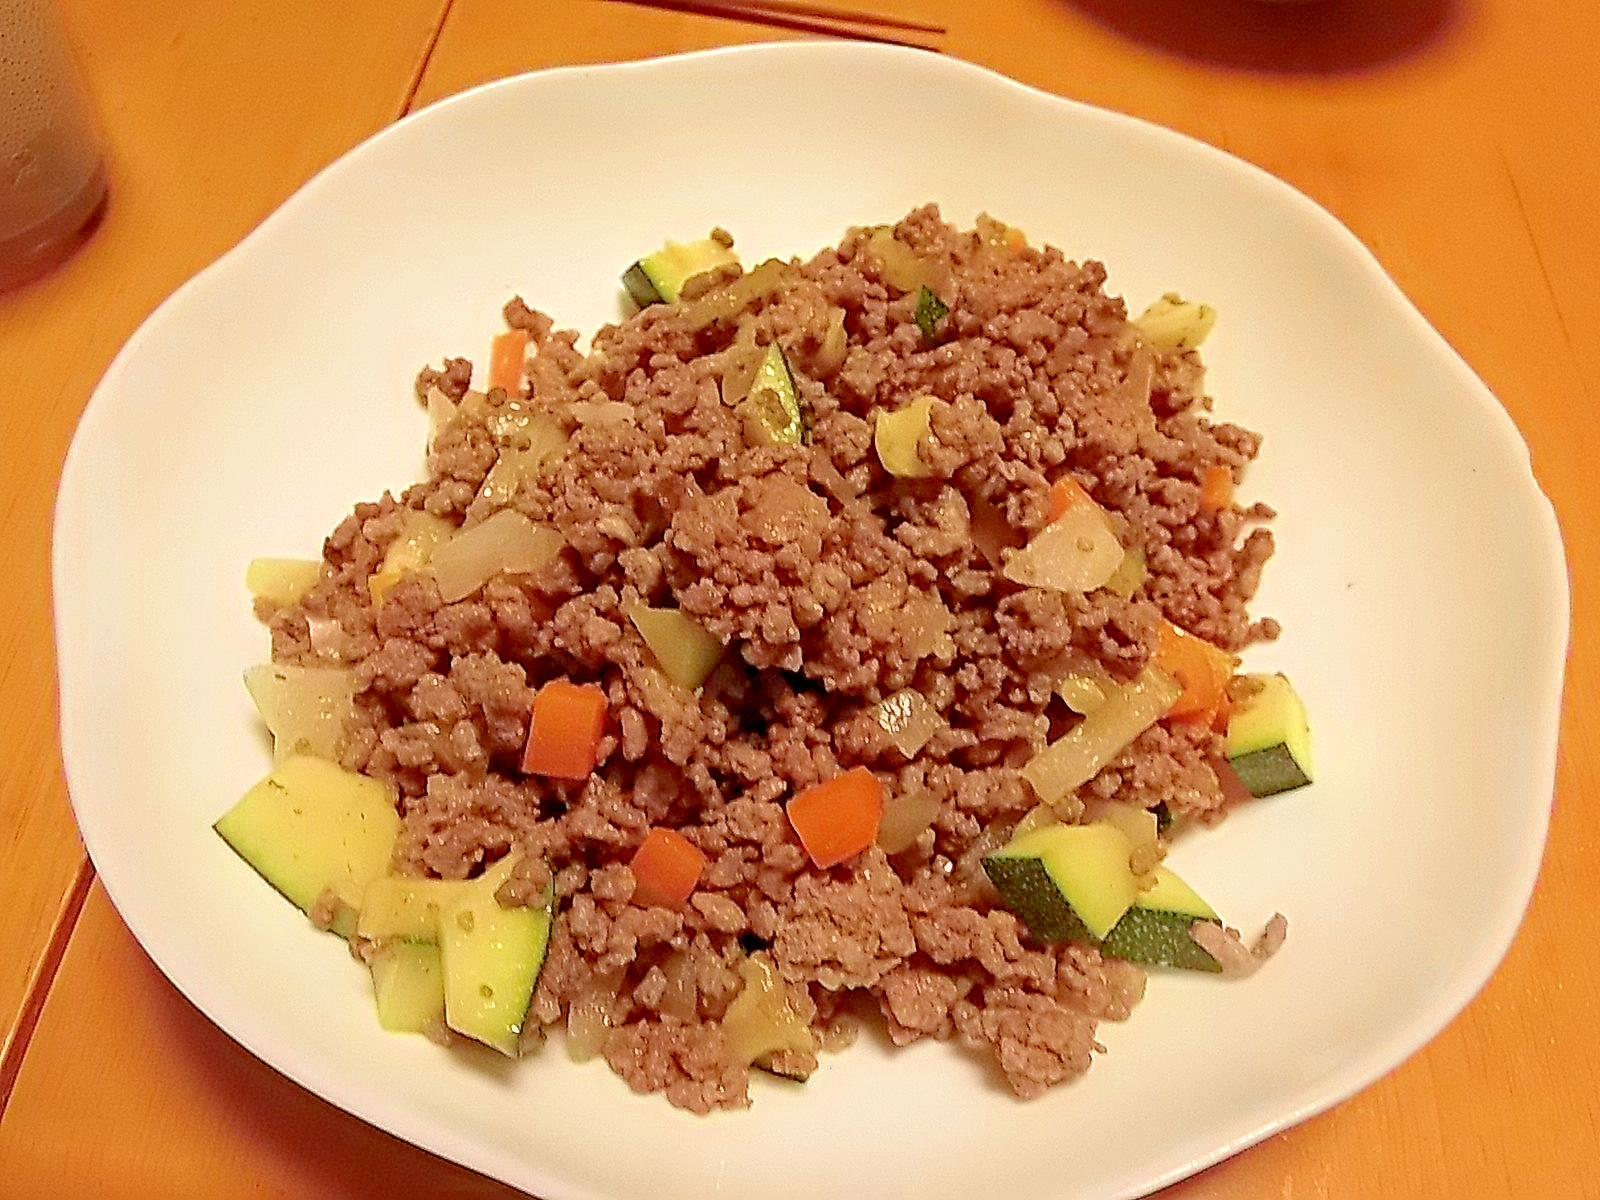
left=736, top=342, right=806, bottom=446
left=370, top=940, right=446, bottom=1032
left=622, top=236, right=739, bottom=307
left=1226, top=673, right=1313, bottom=797
left=1100, top=867, right=1223, bottom=972
left=213, top=754, right=400, bottom=939
left=437, top=856, right=553, bottom=1057
left=981, top=821, right=1140, bottom=942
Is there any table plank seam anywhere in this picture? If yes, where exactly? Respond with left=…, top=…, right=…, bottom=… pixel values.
left=0, top=854, right=95, bottom=1121
left=403, top=0, right=460, bottom=115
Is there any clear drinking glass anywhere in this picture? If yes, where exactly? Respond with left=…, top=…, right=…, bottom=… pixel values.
left=0, top=0, right=107, bottom=290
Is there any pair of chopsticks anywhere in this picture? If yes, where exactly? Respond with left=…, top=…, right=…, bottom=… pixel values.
left=608, top=0, right=945, bottom=51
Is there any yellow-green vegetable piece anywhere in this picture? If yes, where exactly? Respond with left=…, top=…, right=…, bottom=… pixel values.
left=245, top=557, right=321, bottom=607
left=628, top=603, right=725, bottom=690
left=438, top=856, right=553, bottom=1057
left=982, top=820, right=1142, bottom=941
left=1226, top=673, right=1314, bottom=796
left=358, top=875, right=464, bottom=941
left=1100, top=866, right=1224, bottom=972
left=213, top=754, right=400, bottom=937
left=371, top=940, right=446, bottom=1032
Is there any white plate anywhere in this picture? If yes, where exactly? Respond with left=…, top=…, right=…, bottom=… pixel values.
left=55, top=42, right=1568, bottom=1200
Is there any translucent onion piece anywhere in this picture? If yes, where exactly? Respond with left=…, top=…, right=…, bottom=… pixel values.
left=1082, top=800, right=1163, bottom=879
left=1002, top=502, right=1125, bottom=593
left=719, top=326, right=764, bottom=407
left=370, top=510, right=454, bottom=603
left=565, top=968, right=624, bottom=1062
left=430, top=509, right=564, bottom=603
left=873, top=395, right=937, bottom=478
left=875, top=787, right=941, bottom=855
left=722, top=954, right=817, bottom=1068
left=865, top=226, right=937, bottom=294
left=1021, top=664, right=1183, bottom=807
left=873, top=688, right=945, bottom=757
left=1055, top=671, right=1110, bottom=716
left=425, top=386, right=457, bottom=450
left=901, top=596, right=955, bottom=661
left=657, top=949, right=700, bottom=1023
left=1133, top=293, right=1218, bottom=353
left=812, top=306, right=849, bottom=376
left=243, top=662, right=358, bottom=762
left=680, top=258, right=787, bottom=331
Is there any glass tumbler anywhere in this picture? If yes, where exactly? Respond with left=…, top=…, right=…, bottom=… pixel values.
left=0, top=0, right=107, bottom=290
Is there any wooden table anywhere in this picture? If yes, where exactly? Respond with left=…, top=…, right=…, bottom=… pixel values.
left=2, top=0, right=1595, bottom=1194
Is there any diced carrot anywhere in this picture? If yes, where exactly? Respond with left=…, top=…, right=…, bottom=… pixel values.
left=786, top=766, right=885, bottom=869
left=629, top=827, right=707, bottom=908
left=1198, top=464, right=1234, bottom=515
left=1045, top=476, right=1094, bottom=524
left=487, top=328, right=529, bottom=395
left=1154, top=620, right=1236, bottom=724
left=521, top=680, right=607, bottom=780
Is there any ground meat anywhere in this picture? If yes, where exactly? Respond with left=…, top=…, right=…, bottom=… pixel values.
left=265, top=206, right=1283, bottom=1111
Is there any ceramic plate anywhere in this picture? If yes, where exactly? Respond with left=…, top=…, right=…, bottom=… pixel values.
left=55, top=42, right=1568, bottom=1200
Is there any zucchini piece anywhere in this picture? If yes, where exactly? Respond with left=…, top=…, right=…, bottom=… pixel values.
left=370, top=940, right=446, bottom=1032
left=1100, top=866, right=1224, bottom=972
left=245, top=557, right=321, bottom=607
left=913, top=285, right=948, bottom=342
left=214, top=754, right=400, bottom=939
left=627, top=602, right=726, bottom=691
left=438, top=856, right=553, bottom=1057
left=1226, top=673, right=1313, bottom=797
left=358, top=875, right=463, bottom=941
left=981, top=820, right=1141, bottom=942
left=622, top=236, right=739, bottom=307
left=736, top=342, right=806, bottom=446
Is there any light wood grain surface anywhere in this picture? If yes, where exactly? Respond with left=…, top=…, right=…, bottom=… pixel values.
left=2, top=0, right=1596, bottom=1195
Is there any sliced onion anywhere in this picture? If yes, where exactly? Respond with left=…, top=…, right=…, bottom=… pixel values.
left=875, top=787, right=941, bottom=855
left=873, top=688, right=945, bottom=758
left=722, top=954, right=816, bottom=1067
left=1009, top=802, right=1061, bottom=841
left=565, top=968, right=624, bottom=1062
left=429, top=509, right=564, bottom=603
left=657, top=950, right=699, bottom=1023
left=1020, top=664, right=1182, bottom=807
left=900, top=596, right=954, bottom=661
left=865, top=226, right=937, bottom=294
left=243, top=662, right=357, bottom=762
left=1002, top=502, right=1125, bottom=593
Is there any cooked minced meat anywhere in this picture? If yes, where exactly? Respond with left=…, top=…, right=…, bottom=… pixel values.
left=268, top=205, right=1278, bottom=1111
